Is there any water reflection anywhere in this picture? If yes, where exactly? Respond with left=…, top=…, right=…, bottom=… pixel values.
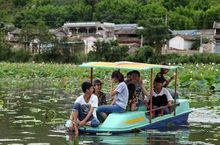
left=66, top=126, right=190, bottom=145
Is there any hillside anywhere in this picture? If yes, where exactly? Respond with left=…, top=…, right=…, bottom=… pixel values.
left=0, top=0, right=220, bottom=30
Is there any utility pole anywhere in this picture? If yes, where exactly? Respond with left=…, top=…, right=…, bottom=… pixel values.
left=200, top=34, right=203, bottom=53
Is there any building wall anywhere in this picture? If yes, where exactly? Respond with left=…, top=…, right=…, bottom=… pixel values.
left=169, top=36, right=184, bottom=50
left=184, top=40, right=194, bottom=50
left=214, top=44, right=220, bottom=53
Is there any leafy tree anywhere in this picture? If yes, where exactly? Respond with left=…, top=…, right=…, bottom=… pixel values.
left=12, top=0, right=30, bottom=7
left=138, top=18, right=170, bottom=54
left=162, top=0, right=191, bottom=10
left=139, top=3, right=167, bottom=20
left=204, top=5, right=220, bottom=28
left=88, top=40, right=129, bottom=61
left=167, top=11, right=195, bottom=29
left=0, top=24, right=11, bottom=61
left=14, top=5, right=70, bottom=28
left=129, top=45, right=154, bottom=62
left=93, top=0, right=141, bottom=23
left=19, top=20, right=52, bottom=53
left=66, top=2, right=93, bottom=22
left=189, top=0, right=211, bottom=11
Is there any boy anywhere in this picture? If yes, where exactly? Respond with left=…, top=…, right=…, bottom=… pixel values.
left=69, top=82, right=100, bottom=136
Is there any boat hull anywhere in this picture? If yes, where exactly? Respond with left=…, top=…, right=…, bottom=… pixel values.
left=66, top=99, right=190, bottom=134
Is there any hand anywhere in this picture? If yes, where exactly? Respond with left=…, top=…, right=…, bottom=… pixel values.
left=168, top=101, right=172, bottom=107
left=69, top=121, right=74, bottom=132
left=79, top=120, right=86, bottom=126
left=170, top=74, right=174, bottom=80
left=139, top=78, right=143, bottom=87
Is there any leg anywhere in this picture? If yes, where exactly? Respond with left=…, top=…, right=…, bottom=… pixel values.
left=96, top=105, right=125, bottom=119
left=72, top=103, right=87, bottom=121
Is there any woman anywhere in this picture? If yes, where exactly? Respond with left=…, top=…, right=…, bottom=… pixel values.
left=96, top=71, right=128, bottom=119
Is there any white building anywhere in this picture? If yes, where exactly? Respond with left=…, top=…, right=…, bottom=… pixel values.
left=169, top=35, right=195, bottom=50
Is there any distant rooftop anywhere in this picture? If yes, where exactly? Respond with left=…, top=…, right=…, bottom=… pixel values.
left=171, top=30, right=198, bottom=36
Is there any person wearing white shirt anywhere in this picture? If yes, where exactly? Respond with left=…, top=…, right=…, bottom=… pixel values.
left=69, top=82, right=100, bottom=136
left=145, top=77, right=173, bottom=116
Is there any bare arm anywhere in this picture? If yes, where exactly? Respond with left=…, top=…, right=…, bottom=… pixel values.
left=139, top=79, right=148, bottom=96
left=81, top=107, right=94, bottom=123
left=110, top=97, right=116, bottom=105
left=165, top=74, right=174, bottom=86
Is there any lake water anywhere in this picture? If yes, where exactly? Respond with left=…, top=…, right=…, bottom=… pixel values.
left=0, top=80, right=220, bottom=145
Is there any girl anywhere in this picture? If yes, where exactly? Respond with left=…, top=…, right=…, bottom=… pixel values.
left=96, top=71, right=129, bottom=119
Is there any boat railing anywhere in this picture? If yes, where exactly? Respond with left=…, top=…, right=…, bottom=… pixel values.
left=145, top=103, right=180, bottom=117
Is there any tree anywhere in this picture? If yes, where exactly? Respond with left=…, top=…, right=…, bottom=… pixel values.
left=88, top=40, right=129, bottom=61
left=0, top=24, right=11, bottom=61
left=12, top=0, right=30, bottom=7
left=93, top=0, right=141, bottom=23
left=167, top=11, right=195, bottom=29
left=162, top=0, right=191, bottom=11
left=14, top=5, right=70, bottom=28
left=204, top=5, right=220, bottom=28
left=138, top=18, right=170, bottom=54
left=138, top=3, right=167, bottom=21
left=130, top=45, right=154, bottom=63
left=19, top=20, right=52, bottom=53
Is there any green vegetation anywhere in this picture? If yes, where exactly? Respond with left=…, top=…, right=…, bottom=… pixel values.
left=0, top=63, right=219, bottom=93
left=0, top=0, right=220, bottom=29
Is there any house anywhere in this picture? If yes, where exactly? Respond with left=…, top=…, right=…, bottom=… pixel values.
left=213, top=21, right=220, bottom=53
left=62, top=22, right=142, bottom=53
left=115, top=24, right=143, bottom=51
left=168, top=35, right=196, bottom=50
left=62, top=22, right=115, bottom=40
left=164, top=29, right=215, bottom=54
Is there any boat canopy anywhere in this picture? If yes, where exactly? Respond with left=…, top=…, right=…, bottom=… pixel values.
left=79, top=61, right=181, bottom=71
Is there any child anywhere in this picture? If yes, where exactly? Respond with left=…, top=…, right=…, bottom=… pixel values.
left=69, top=82, right=100, bottom=136
left=96, top=71, right=128, bottom=119
left=127, top=83, right=138, bottom=111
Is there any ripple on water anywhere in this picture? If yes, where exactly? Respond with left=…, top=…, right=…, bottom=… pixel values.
left=189, top=107, right=220, bottom=123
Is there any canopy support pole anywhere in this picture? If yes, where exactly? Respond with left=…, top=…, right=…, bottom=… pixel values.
left=90, top=67, right=93, bottom=84
left=174, top=68, right=178, bottom=116
left=150, top=69, right=153, bottom=124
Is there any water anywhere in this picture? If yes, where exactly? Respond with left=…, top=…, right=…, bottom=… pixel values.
left=0, top=80, right=220, bottom=145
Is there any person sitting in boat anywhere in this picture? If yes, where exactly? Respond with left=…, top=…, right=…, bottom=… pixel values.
left=124, top=71, right=132, bottom=84
left=156, top=65, right=179, bottom=98
left=69, top=82, right=100, bottom=136
left=145, top=76, right=173, bottom=116
left=127, top=83, right=138, bottom=111
left=96, top=71, right=128, bottom=119
left=129, top=70, right=148, bottom=106
left=156, top=67, right=174, bottom=88
left=93, top=79, right=107, bottom=106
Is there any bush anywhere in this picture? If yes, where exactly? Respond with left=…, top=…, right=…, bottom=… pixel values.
left=9, top=50, right=31, bottom=62
left=0, top=45, right=12, bottom=61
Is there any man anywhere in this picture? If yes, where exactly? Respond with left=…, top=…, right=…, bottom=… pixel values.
left=69, top=82, right=100, bottom=136
left=93, top=79, right=107, bottom=106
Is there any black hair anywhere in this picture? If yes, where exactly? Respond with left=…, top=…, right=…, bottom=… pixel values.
left=127, top=83, right=136, bottom=100
left=131, top=70, right=140, bottom=77
left=127, top=71, right=132, bottom=77
left=154, top=77, right=164, bottom=83
left=111, top=71, right=124, bottom=82
left=81, top=82, right=93, bottom=93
